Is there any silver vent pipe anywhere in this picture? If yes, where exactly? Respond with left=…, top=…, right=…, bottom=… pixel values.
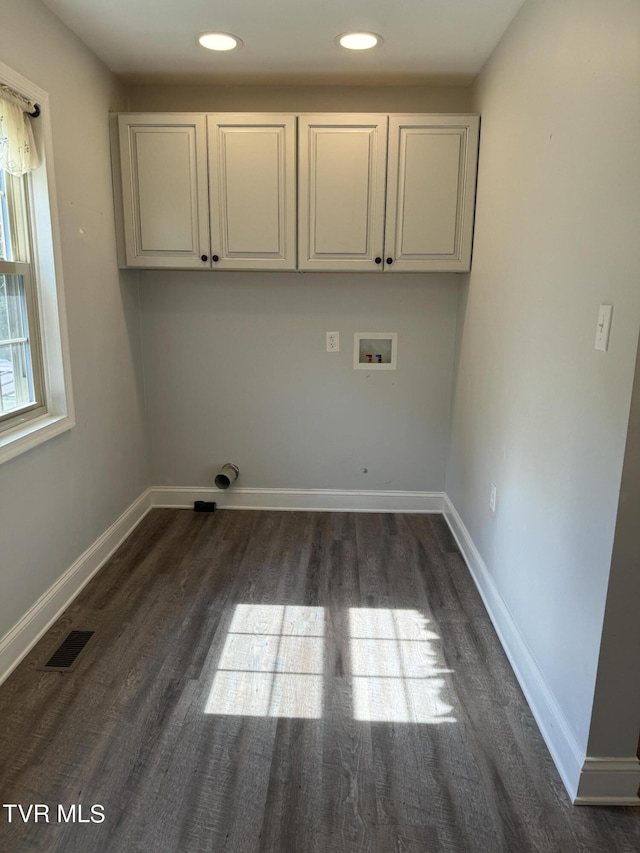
left=215, top=463, right=239, bottom=490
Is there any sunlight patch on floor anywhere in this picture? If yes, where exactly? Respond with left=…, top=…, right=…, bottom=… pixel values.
left=205, top=605, right=325, bottom=718
left=349, top=608, right=457, bottom=723
left=205, top=604, right=456, bottom=722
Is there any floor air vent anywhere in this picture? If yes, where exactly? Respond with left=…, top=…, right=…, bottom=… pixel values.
left=42, top=630, right=95, bottom=672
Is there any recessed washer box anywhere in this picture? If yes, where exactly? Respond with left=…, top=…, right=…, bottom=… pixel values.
left=354, top=332, right=398, bottom=370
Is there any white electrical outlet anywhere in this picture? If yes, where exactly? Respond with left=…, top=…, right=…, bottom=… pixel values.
left=489, top=482, right=497, bottom=514
left=326, top=331, right=339, bottom=352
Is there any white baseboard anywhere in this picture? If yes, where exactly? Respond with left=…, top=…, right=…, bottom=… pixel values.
left=443, top=496, right=640, bottom=806
left=150, top=486, right=445, bottom=514
left=0, top=489, right=152, bottom=687
left=574, top=758, right=640, bottom=805
left=443, top=496, right=585, bottom=802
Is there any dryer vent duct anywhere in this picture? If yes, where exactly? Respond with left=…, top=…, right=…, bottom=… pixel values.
left=215, top=462, right=239, bottom=490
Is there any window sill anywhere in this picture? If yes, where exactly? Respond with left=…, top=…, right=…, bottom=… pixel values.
left=0, top=411, right=74, bottom=466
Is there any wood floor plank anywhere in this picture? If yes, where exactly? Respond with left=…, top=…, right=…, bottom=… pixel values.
left=258, top=718, right=327, bottom=853
left=0, top=508, right=638, bottom=853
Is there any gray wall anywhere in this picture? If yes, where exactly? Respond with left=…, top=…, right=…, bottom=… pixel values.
left=446, top=0, right=640, bottom=757
left=126, top=84, right=472, bottom=114
left=0, top=0, right=148, bottom=636
left=133, top=84, right=470, bottom=493
left=140, top=272, right=458, bottom=490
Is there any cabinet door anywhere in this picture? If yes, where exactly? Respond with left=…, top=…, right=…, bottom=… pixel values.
left=384, top=116, right=480, bottom=272
left=298, top=115, right=388, bottom=272
left=207, top=115, right=296, bottom=270
left=117, top=114, right=210, bottom=268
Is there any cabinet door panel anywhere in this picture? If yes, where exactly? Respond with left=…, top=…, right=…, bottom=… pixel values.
left=118, top=115, right=210, bottom=268
left=385, top=116, right=479, bottom=272
left=208, top=116, right=296, bottom=270
left=313, top=132, right=371, bottom=255
left=298, top=116, right=387, bottom=271
left=136, top=131, right=195, bottom=252
left=401, top=132, right=460, bottom=255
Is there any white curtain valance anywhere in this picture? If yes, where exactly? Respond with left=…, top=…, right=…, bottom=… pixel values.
left=0, top=96, right=39, bottom=177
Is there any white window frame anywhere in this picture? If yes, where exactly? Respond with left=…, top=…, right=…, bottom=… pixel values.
left=0, top=61, right=74, bottom=465
left=0, top=171, right=47, bottom=427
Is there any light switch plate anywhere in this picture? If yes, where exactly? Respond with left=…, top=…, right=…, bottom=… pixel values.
left=595, top=304, right=613, bottom=352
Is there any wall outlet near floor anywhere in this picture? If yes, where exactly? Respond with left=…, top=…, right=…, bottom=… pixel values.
left=489, top=482, right=497, bottom=514
left=326, top=331, right=340, bottom=352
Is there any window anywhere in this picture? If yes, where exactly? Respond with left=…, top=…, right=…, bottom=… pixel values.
left=0, top=166, right=46, bottom=428
left=0, top=62, right=74, bottom=464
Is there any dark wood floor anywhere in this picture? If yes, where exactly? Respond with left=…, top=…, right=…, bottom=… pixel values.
left=0, top=509, right=638, bottom=852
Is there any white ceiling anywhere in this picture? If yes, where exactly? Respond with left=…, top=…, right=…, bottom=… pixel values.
left=41, top=0, right=526, bottom=85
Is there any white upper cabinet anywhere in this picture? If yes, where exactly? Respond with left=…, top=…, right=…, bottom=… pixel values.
left=207, top=115, right=296, bottom=270
left=114, top=112, right=479, bottom=273
left=298, top=115, right=388, bottom=272
left=384, top=115, right=480, bottom=272
left=298, top=113, right=479, bottom=273
left=117, top=114, right=210, bottom=268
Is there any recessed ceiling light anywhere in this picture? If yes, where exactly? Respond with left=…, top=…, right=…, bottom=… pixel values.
left=336, top=32, right=383, bottom=51
left=198, top=32, right=242, bottom=52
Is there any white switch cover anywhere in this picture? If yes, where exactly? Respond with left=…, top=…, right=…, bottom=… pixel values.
left=595, top=305, right=613, bottom=352
left=326, top=331, right=339, bottom=352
